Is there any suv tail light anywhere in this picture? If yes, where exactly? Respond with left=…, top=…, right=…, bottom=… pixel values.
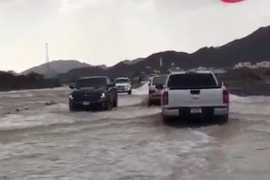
left=162, top=90, right=168, bottom=105
left=223, top=89, right=229, bottom=104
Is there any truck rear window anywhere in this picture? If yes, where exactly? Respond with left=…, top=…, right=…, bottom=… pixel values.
left=167, top=73, right=218, bottom=89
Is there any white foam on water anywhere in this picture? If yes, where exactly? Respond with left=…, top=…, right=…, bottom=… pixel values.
left=230, top=94, right=270, bottom=104
left=133, top=83, right=149, bottom=95
left=230, top=94, right=270, bottom=116
left=0, top=92, right=157, bottom=131
left=0, top=93, right=34, bottom=98
left=229, top=94, right=270, bottom=125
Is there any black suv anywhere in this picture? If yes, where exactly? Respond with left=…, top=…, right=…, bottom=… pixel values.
left=69, top=76, right=118, bottom=111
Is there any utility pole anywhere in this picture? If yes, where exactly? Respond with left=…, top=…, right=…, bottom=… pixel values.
left=160, top=57, right=163, bottom=74
left=45, top=42, right=50, bottom=76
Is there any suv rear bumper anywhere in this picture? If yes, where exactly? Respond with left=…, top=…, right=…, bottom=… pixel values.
left=162, top=106, right=229, bottom=117
left=117, top=90, right=131, bottom=93
left=70, top=98, right=107, bottom=107
left=149, top=94, right=161, bottom=101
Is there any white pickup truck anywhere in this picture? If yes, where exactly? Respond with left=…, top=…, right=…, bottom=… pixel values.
left=161, top=71, right=229, bottom=123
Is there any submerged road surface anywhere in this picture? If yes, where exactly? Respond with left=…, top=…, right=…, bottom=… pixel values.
left=0, top=86, right=270, bottom=180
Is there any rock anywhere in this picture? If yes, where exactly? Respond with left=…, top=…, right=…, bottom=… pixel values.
left=24, top=107, right=29, bottom=110
left=45, top=101, right=57, bottom=106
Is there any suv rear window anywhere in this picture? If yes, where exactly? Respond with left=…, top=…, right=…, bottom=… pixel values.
left=76, top=78, right=107, bottom=88
left=115, top=79, right=129, bottom=83
left=167, top=73, right=218, bottom=89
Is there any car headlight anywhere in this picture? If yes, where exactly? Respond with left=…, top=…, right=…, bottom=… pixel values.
left=69, top=95, right=74, bottom=100
left=101, top=93, right=106, bottom=98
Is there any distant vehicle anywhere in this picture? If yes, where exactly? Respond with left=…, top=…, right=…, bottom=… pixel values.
left=69, top=76, right=118, bottom=111
left=148, top=75, right=168, bottom=106
left=114, top=77, right=132, bottom=95
left=161, top=71, right=229, bottom=123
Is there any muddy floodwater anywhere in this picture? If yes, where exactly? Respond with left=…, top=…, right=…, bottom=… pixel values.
left=0, top=85, right=270, bottom=180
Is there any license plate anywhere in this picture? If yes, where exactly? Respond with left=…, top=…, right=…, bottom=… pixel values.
left=82, top=101, right=90, bottom=106
left=190, top=108, right=202, bottom=114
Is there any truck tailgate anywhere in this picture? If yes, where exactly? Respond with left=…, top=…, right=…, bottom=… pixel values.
left=168, top=88, right=224, bottom=107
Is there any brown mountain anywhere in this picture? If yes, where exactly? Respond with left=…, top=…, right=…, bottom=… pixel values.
left=22, top=60, right=90, bottom=78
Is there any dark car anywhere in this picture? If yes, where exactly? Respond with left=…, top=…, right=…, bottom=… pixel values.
left=69, top=76, right=118, bottom=111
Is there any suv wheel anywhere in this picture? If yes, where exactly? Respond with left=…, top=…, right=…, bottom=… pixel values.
left=113, top=98, right=118, bottom=107
left=105, top=100, right=113, bottom=110
left=69, top=101, right=78, bottom=112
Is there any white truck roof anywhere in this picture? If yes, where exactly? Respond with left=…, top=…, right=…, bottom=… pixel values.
left=115, top=77, right=129, bottom=80
left=170, top=70, right=214, bottom=75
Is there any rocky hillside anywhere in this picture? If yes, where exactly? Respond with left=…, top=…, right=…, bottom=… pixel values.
left=22, top=60, right=90, bottom=78
left=0, top=71, right=60, bottom=91
left=60, top=26, right=270, bottom=81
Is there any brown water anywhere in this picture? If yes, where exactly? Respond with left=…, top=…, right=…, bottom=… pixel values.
left=0, top=88, right=270, bottom=180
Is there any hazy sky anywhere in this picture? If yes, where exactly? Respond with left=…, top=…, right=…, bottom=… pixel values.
left=1, top=0, right=270, bottom=72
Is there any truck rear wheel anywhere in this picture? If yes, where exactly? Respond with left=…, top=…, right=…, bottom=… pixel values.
left=217, top=115, right=228, bottom=125
left=148, top=99, right=152, bottom=106
left=162, top=114, right=170, bottom=122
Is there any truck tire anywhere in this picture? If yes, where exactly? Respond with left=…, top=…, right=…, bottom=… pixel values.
left=128, top=90, right=132, bottom=95
left=148, top=99, right=152, bottom=106
left=162, top=114, right=170, bottom=122
left=217, top=114, right=229, bottom=125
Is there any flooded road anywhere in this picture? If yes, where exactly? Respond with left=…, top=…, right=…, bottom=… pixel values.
left=0, top=86, right=270, bottom=180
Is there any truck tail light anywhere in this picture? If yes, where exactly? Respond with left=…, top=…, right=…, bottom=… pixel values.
left=162, top=90, right=168, bottom=105
left=223, top=89, right=229, bottom=104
